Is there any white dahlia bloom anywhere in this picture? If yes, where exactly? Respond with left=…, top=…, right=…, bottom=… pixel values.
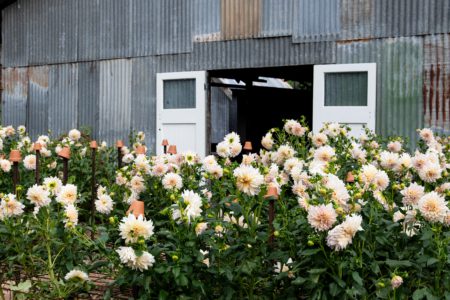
left=0, top=159, right=11, bottom=173
left=129, top=175, right=146, bottom=194
left=307, top=204, right=337, bottom=231
left=23, top=154, right=36, bottom=170
left=418, top=192, right=448, bottom=223
left=133, top=251, right=156, bottom=271
left=418, top=162, right=442, bottom=183
left=27, top=184, right=51, bottom=207
left=276, top=144, right=296, bottom=164
left=162, top=172, right=183, bottom=190
left=261, top=132, right=274, bottom=150
left=311, top=133, right=328, bottom=147
left=56, top=184, right=78, bottom=205
left=418, top=128, right=434, bottom=143
left=119, top=214, right=154, bottom=244
left=43, top=177, right=62, bottom=196
left=182, top=190, right=203, bottom=222
left=95, top=194, right=114, bottom=214
left=68, top=129, right=81, bottom=141
left=313, top=146, right=335, bottom=163
left=64, top=204, right=79, bottom=228
left=326, top=214, right=363, bottom=251
left=387, top=141, right=402, bottom=153
left=400, top=183, right=424, bottom=206
left=379, top=151, right=399, bottom=171
left=64, top=269, right=89, bottom=282
left=0, top=194, right=25, bottom=218
left=233, top=165, right=264, bottom=196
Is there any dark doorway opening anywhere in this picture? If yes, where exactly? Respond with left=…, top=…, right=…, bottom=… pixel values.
left=209, top=65, right=313, bottom=153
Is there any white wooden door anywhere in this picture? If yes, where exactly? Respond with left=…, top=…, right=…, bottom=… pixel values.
left=313, top=63, right=376, bottom=136
left=156, top=71, right=206, bottom=156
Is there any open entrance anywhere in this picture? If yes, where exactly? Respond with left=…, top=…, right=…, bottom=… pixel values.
left=209, top=65, right=313, bottom=153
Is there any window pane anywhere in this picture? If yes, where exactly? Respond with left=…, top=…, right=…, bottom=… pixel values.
left=325, top=72, right=368, bottom=106
left=163, top=79, right=196, bottom=109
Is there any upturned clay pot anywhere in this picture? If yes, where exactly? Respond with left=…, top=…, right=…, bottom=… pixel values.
left=135, top=145, right=146, bottom=155
left=9, top=150, right=22, bottom=162
left=116, top=140, right=124, bottom=148
left=58, top=147, right=71, bottom=159
left=161, top=139, right=169, bottom=146
left=127, top=200, right=145, bottom=217
left=243, top=141, right=253, bottom=151
left=33, top=143, right=42, bottom=151
left=167, top=145, right=177, bottom=154
left=90, top=140, right=98, bottom=149
left=346, top=171, right=355, bottom=183
left=264, top=184, right=279, bottom=199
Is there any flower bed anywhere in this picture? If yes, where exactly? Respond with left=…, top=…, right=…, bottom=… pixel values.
left=0, top=119, right=449, bottom=299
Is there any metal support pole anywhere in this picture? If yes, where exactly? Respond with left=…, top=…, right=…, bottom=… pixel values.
left=268, top=199, right=275, bottom=248
left=62, top=158, right=69, bottom=185
left=35, top=149, right=40, bottom=184
left=12, top=162, right=19, bottom=194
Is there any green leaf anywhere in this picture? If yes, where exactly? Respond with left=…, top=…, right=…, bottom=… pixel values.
left=426, top=257, right=439, bottom=267
left=385, top=259, right=413, bottom=268
left=352, top=271, right=363, bottom=286
left=308, top=268, right=327, bottom=275
left=292, top=277, right=307, bottom=285
left=9, top=280, right=32, bottom=292
left=329, top=282, right=340, bottom=297
left=413, top=288, right=428, bottom=300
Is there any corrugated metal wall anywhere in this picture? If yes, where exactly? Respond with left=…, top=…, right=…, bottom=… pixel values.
left=336, top=37, right=424, bottom=146
left=3, top=0, right=450, bottom=67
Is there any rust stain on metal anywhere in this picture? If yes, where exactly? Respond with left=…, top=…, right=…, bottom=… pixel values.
left=2, top=68, right=29, bottom=97
left=29, top=66, right=49, bottom=89
left=221, top=0, right=261, bottom=40
left=423, top=34, right=450, bottom=132
left=336, top=37, right=373, bottom=45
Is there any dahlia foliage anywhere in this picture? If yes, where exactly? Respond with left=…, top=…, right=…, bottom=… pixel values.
left=0, top=119, right=449, bottom=299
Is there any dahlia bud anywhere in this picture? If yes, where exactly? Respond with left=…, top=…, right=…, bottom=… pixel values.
left=391, top=275, right=403, bottom=289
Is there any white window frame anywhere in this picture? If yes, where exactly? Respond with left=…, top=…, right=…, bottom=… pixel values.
left=313, top=63, right=377, bottom=133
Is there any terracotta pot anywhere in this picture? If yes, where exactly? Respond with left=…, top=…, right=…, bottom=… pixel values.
left=9, top=150, right=22, bottom=163
left=346, top=171, right=355, bottom=183
left=135, top=145, right=146, bottom=155
left=116, top=140, right=124, bottom=148
left=264, top=184, right=279, bottom=199
left=58, top=147, right=71, bottom=159
left=33, top=143, right=42, bottom=151
left=167, top=145, right=177, bottom=154
left=90, top=140, right=98, bottom=149
left=243, top=141, right=253, bottom=151
left=161, top=139, right=169, bottom=146
left=127, top=200, right=145, bottom=217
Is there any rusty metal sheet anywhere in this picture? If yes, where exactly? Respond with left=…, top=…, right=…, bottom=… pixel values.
left=221, top=0, right=261, bottom=40
left=1, top=68, right=28, bottom=126
left=423, top=34, right=450, bottom=134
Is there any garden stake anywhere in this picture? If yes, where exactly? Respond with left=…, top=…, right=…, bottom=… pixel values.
left=9, top=150, right=21, bottom=195
left=90, top=141, right=98, bottom=239
left=34, top=143, right=42, bottom=184
left=58, top=147, right=71, bottom=184
left=265, top=184, right=278, bottom=248
left=116, top=140, right=124, bottom=169
left=162, top=139, right=169, bottom=154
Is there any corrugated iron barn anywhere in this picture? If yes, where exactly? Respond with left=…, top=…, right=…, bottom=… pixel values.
left=0, top=0, right=449, bottom=154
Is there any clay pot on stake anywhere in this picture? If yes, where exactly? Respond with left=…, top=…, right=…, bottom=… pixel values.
left=9, top=150, right=21, bottom=194
left=90, top=141, right=98, bottom=237
left=243, top=141, right=253, bottom=154
left=167, top=145, right=177, bottom=155
left=34, top=143, right=42, bottom=184
left=346, top=171, right=355, bottom=183
left=116, top=140, right=124, bottom=169
left=58, top=147, right=71, bottom=184
left=127, top=200, right=145, bottom=218
left=264, top=184, right=279, bottom=248
left=135, top=145, right=146, bottom=155
left=162, top=139, right=169, bottom=154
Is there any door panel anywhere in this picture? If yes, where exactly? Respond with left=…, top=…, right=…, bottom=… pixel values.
left=156, top=71, right=206, bottom=156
